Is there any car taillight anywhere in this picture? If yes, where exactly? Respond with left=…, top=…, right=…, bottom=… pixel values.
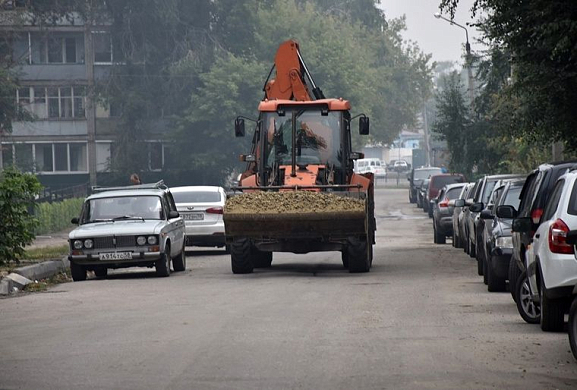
left=206, top=207, right=223, bottom=214
left=439, top=198, right=449, bottom=208
left=531, top=208, right=543, bottom=224
left=548, top=219, right=574, bottom=254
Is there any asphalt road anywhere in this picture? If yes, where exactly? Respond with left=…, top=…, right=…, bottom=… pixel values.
left=1, top=186, right=577, bottom=390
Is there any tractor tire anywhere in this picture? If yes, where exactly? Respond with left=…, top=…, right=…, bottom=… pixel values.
left=252, top=249, right=273, bottom=268
left=172, top=244, right=186, bottom=272
left=230, top=238, right=254, bottom=274
left=347, top=237, right=371, bottom=273
left=70, top=262, right=86, bottom=282
left=540, top=281, right=566, bottom=332
left=156, top=246, right=171, bottom=277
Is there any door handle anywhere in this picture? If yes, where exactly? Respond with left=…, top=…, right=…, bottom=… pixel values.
left=535, top=234, right=540, bottom=239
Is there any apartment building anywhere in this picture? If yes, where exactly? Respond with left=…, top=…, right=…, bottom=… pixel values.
left=0, top=6, right=167, bottom=189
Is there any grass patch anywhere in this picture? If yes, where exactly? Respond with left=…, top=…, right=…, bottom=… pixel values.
left=23, top=245, right=69, bottom=260
left=22, top=270, right=71, bottom=292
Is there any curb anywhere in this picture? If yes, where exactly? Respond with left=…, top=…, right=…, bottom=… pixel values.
left=0, top=257, right=70, bottom=296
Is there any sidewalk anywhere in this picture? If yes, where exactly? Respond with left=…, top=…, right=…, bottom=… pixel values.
left=26, top=228, right=72, bottom=250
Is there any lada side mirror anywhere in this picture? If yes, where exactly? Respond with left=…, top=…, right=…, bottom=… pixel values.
left=234, top=118, right=245, bottom=137
left=512, top=217, right=532, bottom=233
left=168, top=210, right=180, bottom=219
left=359, top=116, right=369, bottom=135
left=454, top=199, right=465, bottom=207
left=71, top=217, right=79, bottom=225
left=480, top=209, right=493, bottom=219
left=496, top=205, right=517, bottom=219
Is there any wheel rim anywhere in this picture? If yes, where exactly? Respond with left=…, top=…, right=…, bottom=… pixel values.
left=520, top=278, right=540, bottom=319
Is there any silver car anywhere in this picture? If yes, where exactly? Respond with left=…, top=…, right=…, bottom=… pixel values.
left=171, top=186, right=227, bottom=251
left=68, top=181, right=186, bottom=281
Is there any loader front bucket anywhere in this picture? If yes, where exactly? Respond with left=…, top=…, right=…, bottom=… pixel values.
left=224, top=209, right=366, bottom=240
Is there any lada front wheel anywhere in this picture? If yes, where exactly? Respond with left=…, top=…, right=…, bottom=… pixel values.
left=172, top=244, right=186, bottom=272
left=156, top=245, right=171, bottom=277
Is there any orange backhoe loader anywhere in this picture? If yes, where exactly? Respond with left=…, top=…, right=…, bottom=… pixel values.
left=224, top=40, right=375, bottom=273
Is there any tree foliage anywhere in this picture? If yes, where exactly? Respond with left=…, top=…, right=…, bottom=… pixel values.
left=0, top=168, right=42, bottom=264
left=439, top=0, right=577, bottom=151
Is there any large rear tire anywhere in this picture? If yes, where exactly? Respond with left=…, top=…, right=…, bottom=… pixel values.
left=231, top=238, right=254, bottom=274
left=515, top=270, right=540, bottom=324
left=540, top=280, right=565, bottom=332
left=70, top=262, right=86, bottom=282
left=347, top=237, right=371, bottom=273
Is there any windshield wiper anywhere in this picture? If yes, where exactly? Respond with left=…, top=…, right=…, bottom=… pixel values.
left=111, top=215, right=145, bottom=221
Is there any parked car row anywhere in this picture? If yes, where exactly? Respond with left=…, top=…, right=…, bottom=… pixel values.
left=412, top=161, right=577, bottom=361
left=67, top=181, right=227, bottom=281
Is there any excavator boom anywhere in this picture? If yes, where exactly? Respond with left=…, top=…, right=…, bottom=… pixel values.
left=264, top=40, right=324, bottom=101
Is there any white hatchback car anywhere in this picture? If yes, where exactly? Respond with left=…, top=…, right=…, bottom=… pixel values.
left=171, top=186, right=227, bottom=250
left=522, top=167, right=577, bottom=331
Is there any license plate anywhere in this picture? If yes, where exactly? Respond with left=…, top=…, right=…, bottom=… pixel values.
left=183, top=213, right=204, bottom=221
left=99, top=252, right=132, bottom=261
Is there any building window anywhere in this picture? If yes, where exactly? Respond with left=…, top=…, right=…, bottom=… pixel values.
left=93, top=32, right=112, bottom=63
left=0, top=143, right=88, bottom=173
left=31, top=86, right=85, bottom=119
left=17, top=87, right=30, bottom=105
left=31, top=33, right=83, bottom=64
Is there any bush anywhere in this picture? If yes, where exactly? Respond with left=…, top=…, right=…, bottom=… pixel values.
left=35, top=198, right=84, bottom=236
left=0, top=168, right=42, bottom=264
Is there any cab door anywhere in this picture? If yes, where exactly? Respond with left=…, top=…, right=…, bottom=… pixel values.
left=164, top=193, right=185, bottom=256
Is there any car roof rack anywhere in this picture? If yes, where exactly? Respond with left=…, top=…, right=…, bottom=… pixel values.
left=91, top=180, right=168, bottom=193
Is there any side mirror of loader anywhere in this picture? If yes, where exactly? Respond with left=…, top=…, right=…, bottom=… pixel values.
left=359, top=116, right=370, bottom=135
left=235, top=118, right=245, bottom=137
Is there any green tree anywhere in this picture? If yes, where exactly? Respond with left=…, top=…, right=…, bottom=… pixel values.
left=0, top=168, right=42, bottom=264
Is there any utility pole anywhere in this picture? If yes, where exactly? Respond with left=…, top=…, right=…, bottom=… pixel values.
left=434, top=13, right=474, bottom=105
left=84, top=17, right=97, bottom=187
left=422, top=100, right=431, bottom=166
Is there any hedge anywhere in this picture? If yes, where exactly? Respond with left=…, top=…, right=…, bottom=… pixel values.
left=35, top=198, right=84, bottom=235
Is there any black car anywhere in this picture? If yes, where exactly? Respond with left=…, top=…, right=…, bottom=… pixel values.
left=467, top=174, right=525, bottom=275
left=480, top=179, right=524, bottom=292
left=408, top=167, right=442, bottom=204
left=452, top=182, right=474, bottom=249
left=497, top=161, right=577, bottom=321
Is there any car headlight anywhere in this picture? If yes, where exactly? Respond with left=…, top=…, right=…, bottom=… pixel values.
left=73, top=240, right=83, bottom=249
left=137, top=236, right=147, bottom=246
left=83, top=239, right=93, bottom=249
left=148, top=236, right=158, bottom=245
left=496, top=236, right=513, bottom=249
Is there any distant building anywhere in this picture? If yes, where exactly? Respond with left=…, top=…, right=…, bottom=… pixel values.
left=0, top=5, right=166, bottom=189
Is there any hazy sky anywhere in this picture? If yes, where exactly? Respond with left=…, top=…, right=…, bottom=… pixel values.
left=379, top=0, right=482, bottom=65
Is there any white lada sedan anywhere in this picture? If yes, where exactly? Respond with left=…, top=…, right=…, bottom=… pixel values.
left=170, top=186, right=227, bottom=251
left=68, top=181, right=186, bottom=281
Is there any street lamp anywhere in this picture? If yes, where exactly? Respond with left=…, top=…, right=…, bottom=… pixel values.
left=434, top=12, right=474, bottom=105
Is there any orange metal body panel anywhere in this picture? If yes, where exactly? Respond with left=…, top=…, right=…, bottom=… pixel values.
left=239, top=174, right=258, bottom=192
left=280, top=165, right=324, bottom=192
left=265, top=40, right=312, bottom=101
left=258, top=98, right=351, bottom=112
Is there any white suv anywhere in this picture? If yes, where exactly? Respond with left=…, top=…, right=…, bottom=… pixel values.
left=522, top=167, right=577, bottom=331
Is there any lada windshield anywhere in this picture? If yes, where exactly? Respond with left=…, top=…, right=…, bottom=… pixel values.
left=82, top=195, right=163, bottom=223
left=262, top=109, right=343, bottom=168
